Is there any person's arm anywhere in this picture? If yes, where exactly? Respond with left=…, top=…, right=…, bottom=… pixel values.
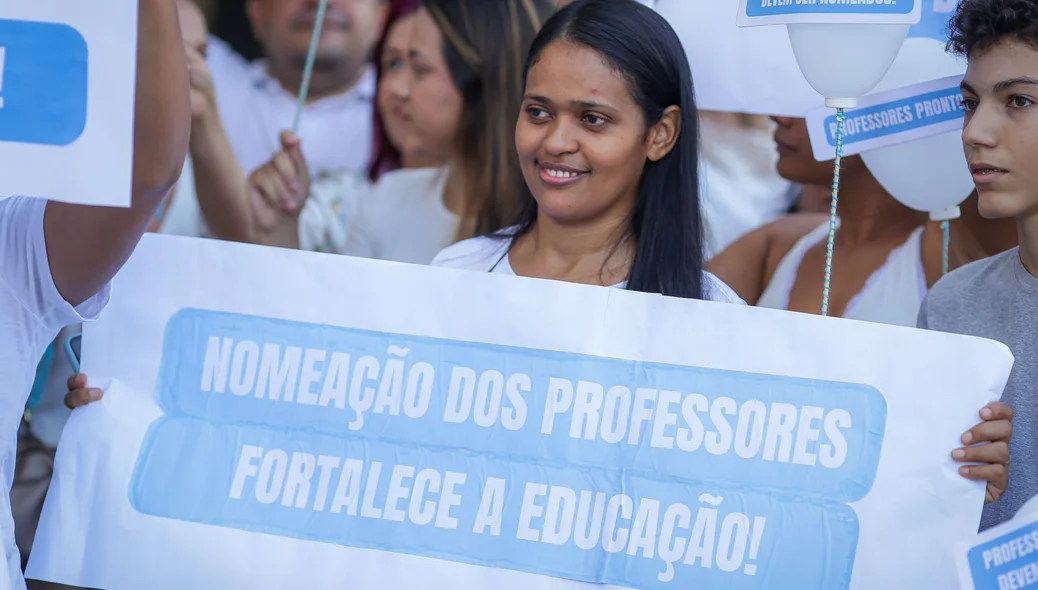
left=707, top=228, right=772, bottom=305
left=185, top=43, right=253, bottom=242
left=44, top=0, right=190, bottom=307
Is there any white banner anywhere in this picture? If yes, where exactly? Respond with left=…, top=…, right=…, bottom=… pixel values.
left=0, top=2, right=137, bottom=206
left=658, top=0, right=955, bottom=116
left=27, top=235, right=1012, bottom=590
left=806, top=75, right=964, bottom=161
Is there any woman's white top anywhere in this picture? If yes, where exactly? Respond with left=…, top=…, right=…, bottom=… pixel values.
left=340, top=167, right=457, bottom=264
left=756, top=221, right=928, bottom=327
left=432, top=233, right=746, bottom=305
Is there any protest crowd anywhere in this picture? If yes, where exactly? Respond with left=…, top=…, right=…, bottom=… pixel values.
left=1, top=0, right=1037, bottom=588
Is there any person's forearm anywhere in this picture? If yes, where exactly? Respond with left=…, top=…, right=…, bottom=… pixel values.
left=133, top=0, right=191, bottom=200
left=45, top=0, right=190, bottom=307
left=190, top=117, right=255, bottom=242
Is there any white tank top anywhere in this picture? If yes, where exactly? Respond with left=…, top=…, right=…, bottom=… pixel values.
left=756, top=222, right=928, bottom=327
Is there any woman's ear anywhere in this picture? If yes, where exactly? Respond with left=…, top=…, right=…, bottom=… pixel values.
left=646, top=106, right=681, bottom=162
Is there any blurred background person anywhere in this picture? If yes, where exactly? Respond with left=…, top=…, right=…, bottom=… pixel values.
left=708, top=116, right=1016, bottom=327
left=247, top=0, right=556, bottom=264
left=160, top=0, right=391, bottom=241
left=698, top=111, right=794, bottom=258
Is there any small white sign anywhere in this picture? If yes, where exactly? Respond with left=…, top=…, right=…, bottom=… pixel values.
left=955, top=510, right=1038, bottom=590
left=805, top=75, right=963, bottom=161
left=737, top=0, right=922, bottom=26
left=0, top=2, right=137, bottom=206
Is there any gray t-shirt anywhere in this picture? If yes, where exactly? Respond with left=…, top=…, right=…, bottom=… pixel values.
left=918, top=248, right=1037, bottom=531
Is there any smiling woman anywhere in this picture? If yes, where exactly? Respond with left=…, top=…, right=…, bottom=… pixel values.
left=431, top=0, right=742, bottom=303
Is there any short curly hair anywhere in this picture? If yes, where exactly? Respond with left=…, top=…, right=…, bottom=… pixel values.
left=948, top=0, right=1038, bottom=57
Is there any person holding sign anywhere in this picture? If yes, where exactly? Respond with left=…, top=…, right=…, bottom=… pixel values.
left=64, top=0, right=739, bottom=408
left=0, top=0, right=191, bottom=587
left=919, top=0, right=1038, bottom=532
left=246, top=0, right=556, bottom=263
left=428, top=0, right=738, bottom=302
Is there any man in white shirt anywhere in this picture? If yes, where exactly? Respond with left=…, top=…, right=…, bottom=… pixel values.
left=0, top=0, right=190, bottom=587
left=160, top=0, right=390, bottom=241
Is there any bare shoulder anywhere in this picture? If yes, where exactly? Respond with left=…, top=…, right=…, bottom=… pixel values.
left=757, top=213, right=828, bottom=292
left=763, top=212, right=829, bottom=251
left=709, top=213, right=826, bottom=304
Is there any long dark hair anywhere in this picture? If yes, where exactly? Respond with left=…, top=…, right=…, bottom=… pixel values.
left=505, top=0, right=706, bottom=300
left=422, top=0, right=556, bottom=241
left=368, top=0, right=423, bottom=181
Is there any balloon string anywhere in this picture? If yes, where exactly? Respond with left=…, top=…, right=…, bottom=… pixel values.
left=821, top=107, right=845, bottom=317
left=941, top=219, right=951, bottom=276
left=292, top=0, right=329, bottom=134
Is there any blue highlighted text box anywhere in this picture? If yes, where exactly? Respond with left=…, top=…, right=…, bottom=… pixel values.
left=132, top=416, right=860, bottom=590
left=966, top=521, right=1038, bottom=590
left=824, top=86, right=963, bottom=146
left=0, top=19, right=88, bottom=146
left=745, top=0, right=913, bottom=17
left=156, top=309, right=887, bottom=502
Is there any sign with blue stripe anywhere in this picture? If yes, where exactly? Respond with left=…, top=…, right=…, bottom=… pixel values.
left=0, top=3, right=137, bottom=207
left=738, top=0, right=921, bottom=26
left=806, top=74, right=963, bottom=160
left=0, top=19, right=89, bottom=146
left=957, top=513, right=1038, bottom=590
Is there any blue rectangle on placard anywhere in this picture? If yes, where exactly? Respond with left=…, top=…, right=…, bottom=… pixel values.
left=131, top=416, right=860, bottom=590
left=155, top=309, right=887, bottom=503
left=966, top=522, right=1038, bottom=590
left=0, top=19, right=88, bottom=146
left=824, top=86, right=963, bottom=146
left=746, top=0, right=913, bottom=17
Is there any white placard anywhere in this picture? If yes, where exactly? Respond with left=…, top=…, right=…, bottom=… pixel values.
left=27, top=235, right=1013, bottom=590
left=0, top=2, right=137, bottom=206
left=656, top=0, right=954, bottom=116
left=806, top=75, right=963, bottom=160
left=956, top=509, right=1038, bottom=590
left=736, top=0, right=921, bottom=26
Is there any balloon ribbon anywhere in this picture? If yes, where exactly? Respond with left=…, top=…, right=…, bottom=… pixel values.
left=821, top=107, right=845, bottom=316
left=292, top=0, right=330, bottom=134
left=941, top=219, right=951, bottom=276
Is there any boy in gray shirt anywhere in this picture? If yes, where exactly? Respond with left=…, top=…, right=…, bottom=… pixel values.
left=918, top=0, right=1038, bottom=531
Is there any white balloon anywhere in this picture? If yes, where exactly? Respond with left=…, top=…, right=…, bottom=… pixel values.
left=787, top=23, right=910, bottom=107
left=861, top=131, right=973, bottom=216
left=860, top=38, right=972, bottom=215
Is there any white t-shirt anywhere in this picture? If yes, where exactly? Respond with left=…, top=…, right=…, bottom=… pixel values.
left=340, top=167, right=457, bottom=265
left=431, top=232, right=745, bottom=305
left=210, top=37, right=376, bottom=180
left=0, top=197, right=110, bottom=590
